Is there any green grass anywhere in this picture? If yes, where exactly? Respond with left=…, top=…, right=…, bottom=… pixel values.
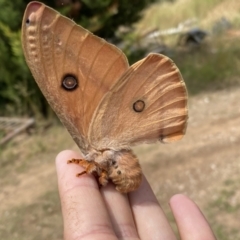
left=206, top=176, right=240, bottom=240
left=172, top=39, right=240, bottom=94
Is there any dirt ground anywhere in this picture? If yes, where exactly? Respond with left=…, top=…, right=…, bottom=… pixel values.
left=0, top=85, right=240, bottom=239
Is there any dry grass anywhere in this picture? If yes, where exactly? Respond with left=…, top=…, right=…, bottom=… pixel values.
left=136, top=0, right=240, bottom=35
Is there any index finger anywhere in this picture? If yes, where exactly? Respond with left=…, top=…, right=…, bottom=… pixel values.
left=56, top=150, right=117, bottom=240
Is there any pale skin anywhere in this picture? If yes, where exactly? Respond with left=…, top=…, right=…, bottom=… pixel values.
left=56, top=150, right=217, bottom=240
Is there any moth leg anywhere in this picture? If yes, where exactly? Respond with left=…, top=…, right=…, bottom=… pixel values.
left=67, top=158, right=103, bottom=178
left=67, top=158, right=96, bottom=176
left=76, top=170, right=87, bottom=176
left=67, top=158, right=86, bottom=165
left=98, top=170, right=109, bottom=186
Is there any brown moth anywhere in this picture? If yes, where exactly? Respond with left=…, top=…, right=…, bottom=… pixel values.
left=22, top=1, right=188, bottom=193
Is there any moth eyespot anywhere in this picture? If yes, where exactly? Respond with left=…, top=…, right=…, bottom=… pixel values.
left=62, top=75, right=78, bottom=91
left=133, top=100, right=145, bottom=112
left=26, top=18, right=30, bottom=26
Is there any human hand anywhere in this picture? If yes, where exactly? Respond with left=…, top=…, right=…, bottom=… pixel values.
left=56, top=150, right=216, bottom=240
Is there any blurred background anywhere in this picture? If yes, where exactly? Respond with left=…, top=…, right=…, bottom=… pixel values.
left=0, top=0, right=240, bottom=239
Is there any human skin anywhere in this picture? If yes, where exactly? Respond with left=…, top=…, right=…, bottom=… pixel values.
left=56, top=150, right=216, bottom=240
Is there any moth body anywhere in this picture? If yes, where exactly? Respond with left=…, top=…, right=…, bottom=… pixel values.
left=84, top=148, right=142, bottom=193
